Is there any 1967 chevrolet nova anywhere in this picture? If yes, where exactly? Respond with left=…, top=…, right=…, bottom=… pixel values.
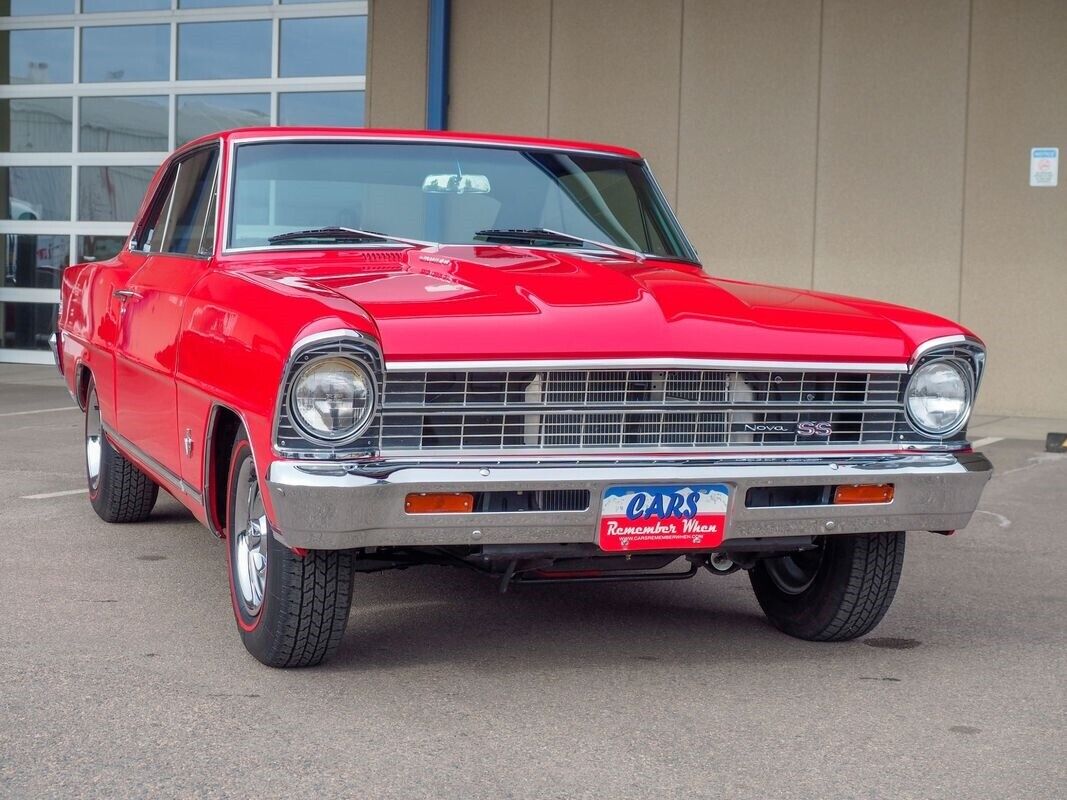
left=54, top=127, right=992, bottom=667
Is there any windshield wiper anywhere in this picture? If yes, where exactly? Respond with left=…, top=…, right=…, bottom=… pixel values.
left=473, top=228, right=644, bottom=261
left=267, top=226, right=435, bottom=247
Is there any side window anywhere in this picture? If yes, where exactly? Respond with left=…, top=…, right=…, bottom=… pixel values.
left=132, top=146, right=219, bottom=257
left=133, top=165, right=178, bottom=254
left=161, top=148, right=219, bottom=256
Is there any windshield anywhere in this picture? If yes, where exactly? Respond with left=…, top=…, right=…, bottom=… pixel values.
left=226, top=140, right=697, bottom=261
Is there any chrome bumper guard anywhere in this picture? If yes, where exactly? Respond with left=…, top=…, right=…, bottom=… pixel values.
left=265, top=452, right=993, bottom=551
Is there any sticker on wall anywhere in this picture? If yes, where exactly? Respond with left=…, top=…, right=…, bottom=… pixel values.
left=1030, top=147, right=1058, bottom=187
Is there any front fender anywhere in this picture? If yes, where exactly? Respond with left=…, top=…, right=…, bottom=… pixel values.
left=175, top=269, right=380, bottom=526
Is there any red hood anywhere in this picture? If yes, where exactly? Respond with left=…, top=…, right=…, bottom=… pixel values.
left=230, top=245, right=970, bottom=364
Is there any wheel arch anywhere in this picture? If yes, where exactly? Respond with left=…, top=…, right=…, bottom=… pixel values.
left=74, top=361, right=92, bottom=411
left=203, top=403, right=247, bottom=539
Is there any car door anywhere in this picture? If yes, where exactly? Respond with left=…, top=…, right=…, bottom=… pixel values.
left=113, top=145, right=220, bottom=481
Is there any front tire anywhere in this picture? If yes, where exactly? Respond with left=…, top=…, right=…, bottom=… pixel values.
left=85, top=378, right=158, bottom=523
left=749, top=532, right=905, bottom=641
left=225, top=433, right=355, bottom=667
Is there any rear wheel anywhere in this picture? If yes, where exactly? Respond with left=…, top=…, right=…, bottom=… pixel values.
left=749, top=532, right=905, bottom=641
left=84, top=378, right=158, bottom=523
left=225, top=432, right=355, bottom=667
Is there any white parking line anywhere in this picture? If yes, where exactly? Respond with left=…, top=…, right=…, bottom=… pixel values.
left=21, top=488, right=87, bottom=500
left=971, top=436, right=1005, bottom=449
left=0, top=406, right=77, bottom=418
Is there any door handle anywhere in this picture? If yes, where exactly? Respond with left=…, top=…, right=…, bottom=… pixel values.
left=114, top=289, right=142, bottom=300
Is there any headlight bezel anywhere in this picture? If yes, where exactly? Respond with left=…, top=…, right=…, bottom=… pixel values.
left=904, top=356, right=974, bottom=438
left=274, top=330, right=384, bottom=458
left=286, top=355, right=377, bottom=445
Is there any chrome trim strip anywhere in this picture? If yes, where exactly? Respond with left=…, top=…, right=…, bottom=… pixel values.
left=102, top=423, right=203, bottom=505
left=342, top=443, right=962, bottom=464
left=383, top=357, right=910, bottom=374
left=910, top=334, right=985, bottom=365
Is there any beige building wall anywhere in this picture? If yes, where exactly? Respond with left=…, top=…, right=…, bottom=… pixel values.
left=366, top=0, right=429, bottom=128
left=409, top=0, right=1064, bottom=418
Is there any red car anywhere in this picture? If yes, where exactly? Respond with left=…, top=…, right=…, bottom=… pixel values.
left=54, top=128, right=992, bottom=667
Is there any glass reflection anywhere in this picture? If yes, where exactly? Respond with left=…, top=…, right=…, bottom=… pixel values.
left=78, top=166, right=153, bottom=222
left=3, top=0, right=74, bottom=14
left=0, top=98, right=72, bottom=152
left=0, top=301, right=57, bottom=351
left=81, top=25, right=169, bottom=83
left=179, top=0, right=269, bottom=7
left=2, top=234, right=69, bottom=288
left=1, top=28, right=74, bottom=85
left=80, top=96, right=168, bottom=152
left=78, top=235, right=126, bottom=263
left=177, top=94, right=269, bottom=145
left=280, top=16, right=366, bottom=77
left=0, top=167, right=70, bottom=220
left=83, top=0, right=170, bottom=10
left=278, top=91, right=364, bottom=127
left=178, top=21, right=271, bottom=80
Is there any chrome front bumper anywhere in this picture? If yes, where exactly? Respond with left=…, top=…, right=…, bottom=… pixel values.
left=265, top=452, right=993, bottom=550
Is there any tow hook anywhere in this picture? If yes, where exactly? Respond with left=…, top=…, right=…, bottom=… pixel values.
left=704, top=552, right=740, bottom=575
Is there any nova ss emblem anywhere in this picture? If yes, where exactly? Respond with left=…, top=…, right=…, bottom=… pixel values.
left=741, top=421, right=833, bottom=436
left=797, top=421, right=833, bottom=437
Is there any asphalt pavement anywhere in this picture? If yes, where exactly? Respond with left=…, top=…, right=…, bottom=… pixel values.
left=1, top=364, right=1064, bottom=799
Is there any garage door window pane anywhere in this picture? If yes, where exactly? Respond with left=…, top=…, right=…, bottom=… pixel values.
left=80, top=96, right=168, bottom=152
left=180, top=0, right=269, bottom=7
left=1, top=28, right=73, bottom=85
left=2, top=234, right=69, bottom=289
left=279, top=91, right=364, bottom=127
left=78, top=235, right=126, bottom=263
left=78, top=166, right=154, bottom=222
left=83, top=0, right=169, bottom=10
left=179, top=21, right=271, bottom=80
left=280, top=16, right=366, bottom=78
left=81, top=25, right=169, bottom=83
left=0, top=98, right=72, bottom=153
left=3, top=0, right=74, bottom=14
left=0, top=302, right=57, bottom=351
left=1, top=167, right=70, bottom=221
left=177, top=94, right=269, bottom=145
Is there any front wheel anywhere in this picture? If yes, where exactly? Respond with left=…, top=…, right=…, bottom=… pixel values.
left=225, top=433, right=355, bottom=667
left=749, top=532, right=905, bottom=641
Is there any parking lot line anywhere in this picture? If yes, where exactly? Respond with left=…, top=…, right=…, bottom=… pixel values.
left=0, top=406, right=77, bottom=418
left=971, top=436, right=1005, bottom=448
left=21, top=488, right=87, bottom=500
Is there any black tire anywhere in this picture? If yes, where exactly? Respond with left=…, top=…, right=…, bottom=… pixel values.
left=225, top=432, right=354, bottom=667
left=749, top=532, right=905, bottom=641
left=85, top=378, right=158, bottom=524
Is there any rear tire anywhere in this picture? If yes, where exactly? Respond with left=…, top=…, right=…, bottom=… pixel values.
left=85, top=378, right=158, bottom=523
left=225, top=432, right=355, bottom=667
left=749, top=532, right=905, bottom=641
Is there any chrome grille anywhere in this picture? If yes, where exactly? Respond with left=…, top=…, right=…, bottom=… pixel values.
left=375, top=367, right=933, bottom=453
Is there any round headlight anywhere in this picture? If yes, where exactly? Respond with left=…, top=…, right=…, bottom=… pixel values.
left=905, top=359, right=971, bottom=436
left=289, top=357, right=375, bottom=442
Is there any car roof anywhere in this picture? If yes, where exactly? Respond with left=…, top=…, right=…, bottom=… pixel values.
left=176, top=126, right=644, bottom=160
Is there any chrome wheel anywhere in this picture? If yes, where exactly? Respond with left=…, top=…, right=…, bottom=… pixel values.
left=763, top=541, right=826, bottom=596
left=233, top=457, right=268, bottom=616
left=85, top=385, right=102, bottom=493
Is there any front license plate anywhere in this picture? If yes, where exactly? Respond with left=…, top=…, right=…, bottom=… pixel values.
left=598, top=484, right=729, bottom=552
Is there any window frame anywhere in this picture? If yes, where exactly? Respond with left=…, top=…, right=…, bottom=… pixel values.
left=130, top=140, right=221, bottom=260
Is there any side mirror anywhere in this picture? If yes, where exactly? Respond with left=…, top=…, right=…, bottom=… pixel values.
left=422, top=173, right=491, bottom=194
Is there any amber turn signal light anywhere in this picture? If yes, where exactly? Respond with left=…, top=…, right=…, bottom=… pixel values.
left=405, top=492, right=475, bottom=514
left=833, top=484, right=894, bottom=505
